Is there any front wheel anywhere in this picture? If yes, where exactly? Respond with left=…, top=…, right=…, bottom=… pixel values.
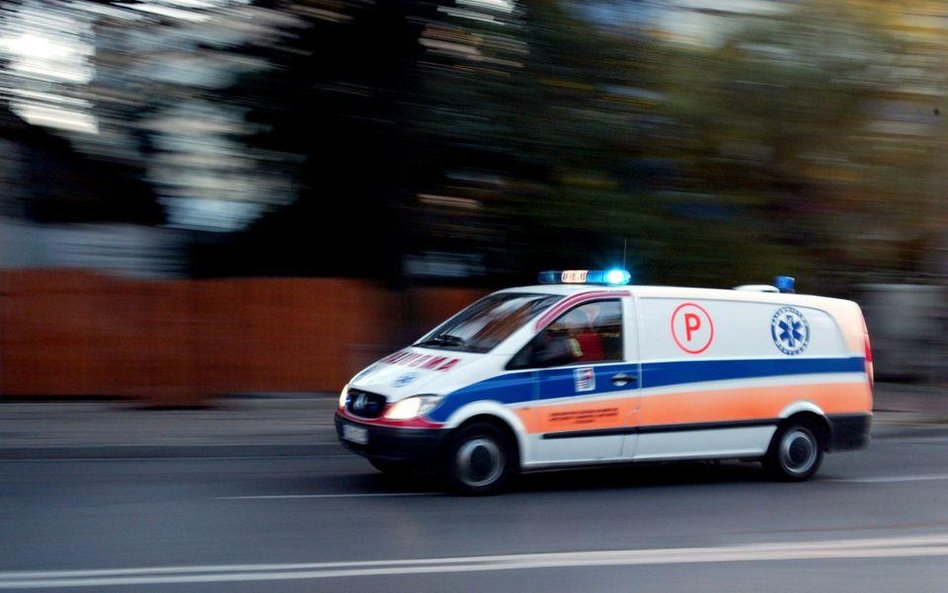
left=764, top=420, right=824, bottom=481
left=443, top=422, right=516, bottom=496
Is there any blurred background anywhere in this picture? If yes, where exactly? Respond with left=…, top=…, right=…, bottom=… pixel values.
left=0, top=0, right=945, bottom=404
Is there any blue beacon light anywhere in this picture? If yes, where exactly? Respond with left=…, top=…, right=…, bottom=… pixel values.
left=537, top=270, right=561, bottom=284
left=774, top=275, right=795, bottom=293
left=603, top=269, right=632, bottom=285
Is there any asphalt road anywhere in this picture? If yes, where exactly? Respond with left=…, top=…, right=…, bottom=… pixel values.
left=3, top=430, right=948, bottom=593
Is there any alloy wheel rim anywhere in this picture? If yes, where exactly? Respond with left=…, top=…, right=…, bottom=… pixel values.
left=456, top=437, right=504, bottom=487
left=779, top=427, right=817, bottom=475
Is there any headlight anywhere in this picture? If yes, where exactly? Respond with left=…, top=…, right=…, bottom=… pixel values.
left=338, top=384, right=349, bottom=409
left=384, top=395, right=443, bottom=420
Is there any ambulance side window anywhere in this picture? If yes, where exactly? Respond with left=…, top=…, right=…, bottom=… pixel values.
left=507, top=299, right=623, bottom=370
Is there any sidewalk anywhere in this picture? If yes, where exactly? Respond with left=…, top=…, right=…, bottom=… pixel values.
left=0, top=383, right=946, bottom=459
left=0, top=393, right=342, bottom=459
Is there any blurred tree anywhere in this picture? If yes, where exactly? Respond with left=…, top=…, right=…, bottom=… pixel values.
left=216, top=0, right=934, bottom=288
left=642, top=1, right=898, bottom=286
left=197, top=0, right=440, bottom=283
left=0, top=1, right=162, bottom=226
left=506, top=0, right=945, bottom=289
left=85, top=1, right=309, bottom=233
left=435, top=0, right=671, bottom=283
left=829, top=0, right=948, bottom=282
left=5, top=0, right=943, bottom=287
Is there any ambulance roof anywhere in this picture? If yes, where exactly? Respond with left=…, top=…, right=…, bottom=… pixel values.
left=495, top=269, right=854, bottom=307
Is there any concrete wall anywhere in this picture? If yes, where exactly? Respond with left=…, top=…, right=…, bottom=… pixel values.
left=0, top=270, right=487, bottom=405
left=3, top=271, right=942, bottom=406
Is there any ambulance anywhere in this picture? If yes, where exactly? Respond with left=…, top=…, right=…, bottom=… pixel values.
left=334, top=270, right=874, bottom=495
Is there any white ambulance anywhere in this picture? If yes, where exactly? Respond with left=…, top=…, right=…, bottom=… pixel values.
left=334, top=270, right=874, bottom=495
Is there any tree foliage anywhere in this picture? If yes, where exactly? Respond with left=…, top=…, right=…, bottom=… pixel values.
left=3, top=0, right=944, bottom=287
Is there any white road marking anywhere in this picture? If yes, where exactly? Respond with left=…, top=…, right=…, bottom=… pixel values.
left=219, top=492, right=439, bottom=499
left=3, top=534, right=948, bottom=589
left=827, top=473, right=948, bottom=483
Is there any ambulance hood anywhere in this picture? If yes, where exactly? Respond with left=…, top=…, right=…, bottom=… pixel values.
left=348, top=347, right=487, bottom=401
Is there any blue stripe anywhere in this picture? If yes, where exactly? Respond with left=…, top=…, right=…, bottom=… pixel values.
left=640, top=356, right=865, bottom=389
left=428, top=372, right=535, bottom=423
left=426, top=356, right=866, bottom=422
left=534, top=363, right=637, bottom=400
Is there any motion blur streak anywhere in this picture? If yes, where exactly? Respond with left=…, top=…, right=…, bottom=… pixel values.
left=1, top=0, right=945, bottom=404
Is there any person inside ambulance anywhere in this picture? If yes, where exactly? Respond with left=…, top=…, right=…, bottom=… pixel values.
left=527, top=320, right=576, bottom=367
left=507, top=301, right=622, bottom=369
left=565, top=304, right=606, bottom=362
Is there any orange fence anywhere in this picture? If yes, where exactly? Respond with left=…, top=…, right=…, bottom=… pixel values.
left=0, top=270, right=486, bottom=405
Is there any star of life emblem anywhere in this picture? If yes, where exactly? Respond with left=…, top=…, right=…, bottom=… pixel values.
left=393, top=372, right=419, bottom=388
left=771, top=306, right=810, bottom=355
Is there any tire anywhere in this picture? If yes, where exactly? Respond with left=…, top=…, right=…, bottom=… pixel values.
left=764, top=419, right=824, bottom=481
left=443, top=422, right=516, bottom=496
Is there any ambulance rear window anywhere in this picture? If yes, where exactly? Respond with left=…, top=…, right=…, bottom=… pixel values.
left=413, top=293, right=560, bottom=354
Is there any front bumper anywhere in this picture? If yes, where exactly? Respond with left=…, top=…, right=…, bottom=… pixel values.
left=334, top=412, right=446, bottom=467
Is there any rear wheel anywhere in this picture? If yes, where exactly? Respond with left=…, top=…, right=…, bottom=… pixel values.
left=443, top=422, right=516, bottom=496
left=764, top=419, right=824, bottom=481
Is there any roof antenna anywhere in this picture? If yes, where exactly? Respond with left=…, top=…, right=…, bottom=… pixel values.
left=622, top=238, right=628, bottom=270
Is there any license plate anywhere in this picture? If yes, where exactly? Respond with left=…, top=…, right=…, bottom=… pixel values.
left=342, top=424, right=368, bottom=445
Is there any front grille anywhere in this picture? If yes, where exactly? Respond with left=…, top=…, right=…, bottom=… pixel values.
left=345, top=388, right=387, bottom=419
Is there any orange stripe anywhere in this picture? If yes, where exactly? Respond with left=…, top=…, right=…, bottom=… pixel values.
left=515, top=397, right=636, bottom=434
left=642, top=382, right=871, bottom=427
left=514, top=382, right=871, bottom=435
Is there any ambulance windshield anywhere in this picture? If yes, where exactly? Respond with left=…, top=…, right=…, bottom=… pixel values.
left=414, top=293, right=560, bottom=354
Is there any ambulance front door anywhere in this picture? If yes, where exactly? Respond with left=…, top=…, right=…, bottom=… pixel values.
left=531, top=298, right=640, bottom=463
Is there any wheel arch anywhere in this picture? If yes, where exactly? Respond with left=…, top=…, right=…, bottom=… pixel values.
left=777, top=403, right=831, bottom=452
left=446, top=409, right=523, bottom=469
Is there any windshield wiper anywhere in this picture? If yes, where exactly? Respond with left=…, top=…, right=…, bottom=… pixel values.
left=415, top=333, right=466, bottom=349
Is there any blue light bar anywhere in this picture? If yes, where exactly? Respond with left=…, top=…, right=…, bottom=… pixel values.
left=774, top=275, right=795, bottom=293
left=538, top=269, right=631, bottom=286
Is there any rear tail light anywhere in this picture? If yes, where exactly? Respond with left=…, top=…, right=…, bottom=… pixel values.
left=863, top=325, right=874, bottom=387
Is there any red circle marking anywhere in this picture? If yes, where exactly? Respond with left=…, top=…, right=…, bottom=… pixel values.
left=671, top=302, right=715, bottom=354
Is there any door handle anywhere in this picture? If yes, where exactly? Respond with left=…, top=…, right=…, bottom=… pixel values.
left=611, top=372, right=637, bottom=387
